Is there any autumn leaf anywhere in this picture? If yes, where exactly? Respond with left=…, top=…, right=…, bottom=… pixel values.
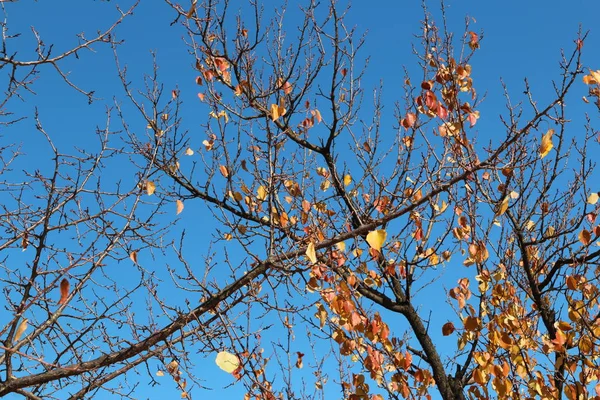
left=215, top=351, right=240, bottom=373
left=539, top=129, right=554, bottom=158
left=257, top=185, right=267, bottom=201
left=219, top=165, right=229, bottom=177
left=366, top=230, right=387, bottom=251
left=579, top=229, right=592, bottom=246
left=343, top=174, right=352, bottom=186
left=496, top=196, right=509, bottom=216
left=588, top=192, right=599, bottom=205
left=306, top=242, right=317, bottom=264
left=146, top=181, right=156, bottom=196
left=442, top=322, right=455, bottom=336
left=185, top=148, right=194, bottom=156
left=156, top=370, right=165, bottom=377
left=311, top=109, right=322, bottom=123
left=176, top=200, right=184, bottom=215
left=270, top=99, right=287, bottom=121
left=130, top=251, right=138, bottom=265
left=401, top=112, right=417, bottom=129
left=295, top=352, right=304, bottom=369
left=14, top=318, right=28, bottom=342
left=58, top=278, right=70, bottom=305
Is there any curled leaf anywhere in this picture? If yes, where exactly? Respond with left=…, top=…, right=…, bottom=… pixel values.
left=539, top=129, right=554, bottom=159
left=14, top=318, right=28, bottom=342
left=58, top=278, right=70, bottom=305
left=130, top=251, right=138, bottom=265
left=176, top=200, right=184, bottom=215
left=306, top=242, right=317, bottom=264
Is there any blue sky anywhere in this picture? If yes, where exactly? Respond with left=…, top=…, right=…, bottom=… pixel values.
left=2, top=0, right=600, bottom=399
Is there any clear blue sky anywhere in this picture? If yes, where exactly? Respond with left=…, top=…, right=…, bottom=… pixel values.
left=2, top=0, right=599, bottom=399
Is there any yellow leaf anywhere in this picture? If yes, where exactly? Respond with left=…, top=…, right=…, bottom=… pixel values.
left=588, top=193, right=599, bottom=205
left=496, top=196, right=509, bottom=216
left=336, top=241, right=346, bottom=252
left=130, top=251, right=138, bottom=264
left=215, top=351, right=240, bottom=373
left=366, top=229, right=387, bottom=251
left=539, top=129, right=554, bottom=158
left=176, top=200, right=184, bottom=215
left=257, top=186, right=267, bottom=201
left=14, top=318, right=28, bottom=342
left=185, top=148, right=194, bottom=156
left=306, top=242, right=317, bottom=264
left=156, top=370, right=165, bottom=377
left=343, top=174, right=352, bottom=186
left=146, top=181, right=156, bottom=195
left=590, top=70, right=600, bottom=84
left=270, top=100, right=286, bottom=121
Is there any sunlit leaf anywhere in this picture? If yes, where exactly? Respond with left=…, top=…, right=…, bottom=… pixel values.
left=219, top=165, right=229, bottom=178
left=185, top=148, right=194, bottom=156
left=257, top=186, right=267, bottom=201
left=130, top=251, right=138, bottom=264
left=215, top=351, right=240, bottom=373
left=336, top=242, right=346, bottom=252
left=588, top=192, right=599, bottom=205
left=579, top=229, right=592, bottom=246
left=270, top=100, right=287, bottom=121
left=343, top=174, right=352, bottom=186
left=176, top=200, right=184, bottom=215
left=14, top=318, right=28, bottom=342
left=539, top=129, right=554, bottom=158
left=306, top=242, right=317, bottom=264
left=58, top=278, right=70, bottom=305
left=496, top=196, right=509, bottom=216
left=156, top=370, right=165, bottom=377
left=366, top=230, right=387, bottom=251
left=146, top=181, right=156, bottom=196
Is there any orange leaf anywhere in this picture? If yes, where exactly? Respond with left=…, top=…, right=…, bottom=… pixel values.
left=130, top=251, right=138, bottom=265
left=219, top=165, right=229, bottom=177
left=176, top=200, right=184, bottom=215
left=401, top=112, right=417, bottom=129
left=442, top=322, right=455, bottom=336
left=58, top=278, right=70, bottom=305
left=579, top=229, right=592, bottom=246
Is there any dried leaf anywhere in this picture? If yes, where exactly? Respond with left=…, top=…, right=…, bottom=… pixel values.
left=257, top=186, right=267, bottom=201
left=130, top=251, right=138, bottom=265
left=14, top=318, right=28, bottom=342
left=219, top=165, right=229, bottom=178
left=306, top=242, right=317, bottom=264
left=539, top=129, right=554, bottom=158
left=58, top=278, right=70, bottom=305
left=215, top=351, right=240, bottom=373
left=366, top=230, right=387, bottom=251
left=496, top=196, right=509, bottom=216
left=146, top=181, right=156, bottom=196
left=442, top=322, right=455, bottom=336
left=176, top=200, right=184, bottom=215
left=579, top=229, right=592, bottom=246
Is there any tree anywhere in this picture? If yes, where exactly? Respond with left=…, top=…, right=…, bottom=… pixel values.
left=1, top=0, right=600, bottom=399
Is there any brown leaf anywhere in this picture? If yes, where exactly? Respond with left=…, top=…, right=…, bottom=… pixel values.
left=442, top=322, right=455, bottom=336
left=130, top=251, right=138, bottom=265
left=58, top=278, right=70, bottom=305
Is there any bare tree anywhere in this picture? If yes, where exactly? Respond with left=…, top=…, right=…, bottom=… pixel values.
left=2, top=0, right=600, bottom=399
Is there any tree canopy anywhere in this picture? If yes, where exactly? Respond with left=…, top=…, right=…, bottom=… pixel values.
left=1, top=1, right=600, bottom=399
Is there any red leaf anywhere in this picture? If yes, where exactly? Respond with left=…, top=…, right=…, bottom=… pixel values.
left=58, top=278, right=70, bottom=305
